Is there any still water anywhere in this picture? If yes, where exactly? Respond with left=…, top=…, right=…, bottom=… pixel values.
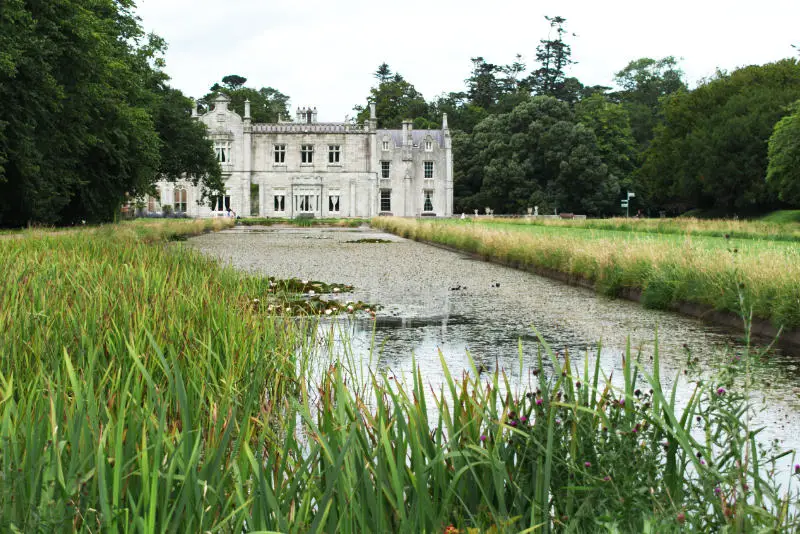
left=189, top=226, right=800, bottom=472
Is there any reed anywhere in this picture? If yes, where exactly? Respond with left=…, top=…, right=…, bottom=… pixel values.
left=1, top=219, right=797, bottom=531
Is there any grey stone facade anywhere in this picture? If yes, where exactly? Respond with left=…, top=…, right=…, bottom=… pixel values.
left=148, top=95, right=453, bottom=218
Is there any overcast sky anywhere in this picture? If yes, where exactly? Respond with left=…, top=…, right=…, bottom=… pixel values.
left=135, top=0, right=799, bottom=122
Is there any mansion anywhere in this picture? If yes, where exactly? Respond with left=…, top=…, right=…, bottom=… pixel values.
left=147, top=95, right=454, bottom=218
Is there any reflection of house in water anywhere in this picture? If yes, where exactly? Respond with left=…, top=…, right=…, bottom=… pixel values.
left=146, top=95, right=454, bottom=218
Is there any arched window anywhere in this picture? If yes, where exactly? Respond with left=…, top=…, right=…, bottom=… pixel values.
left=174, top=188, right=187, bottom=213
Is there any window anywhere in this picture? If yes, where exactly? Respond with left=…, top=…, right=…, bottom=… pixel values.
left=274, top=194, right=285, bottom=212
left=274, top=144, right=286, bottom=163
left=382, top=140, right=390, bottom=151
left=250, top=184, right=259, bottom=216
left=381, top=161, right=390, bottom=178
left=425, top=140, right=433, bottom=151
left=424, top=161, right=434, bottom=179
left=328, top=145, right=341, bottom=164
left=297, top=194, right=318, bottom=212
left=211, top=195, right=231, bottom=212
left=423, top=190, right=434, bottom=212
left=301, top=145, right=313, bottom=163
left=173, top=188, right=187, bottom=213
left=380, top=190, right=391, bottom=212
left=329, top=194, right=340, bottom=212
left=148, top=188, right=160, bottom=212
left=214, top=141, right=231, bottom=163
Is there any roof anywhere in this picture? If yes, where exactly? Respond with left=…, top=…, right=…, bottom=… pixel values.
left=377, top=129, right=444, bottom=148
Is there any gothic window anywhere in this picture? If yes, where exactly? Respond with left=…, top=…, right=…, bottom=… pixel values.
left=382, top=140, right=390, bottom=151
left=301, top=145, right=313, bottom=163
left=328, top=145, right=341, bottom=163
left=380, top=190, right=391, bottom=212
left=424, top=161, right=434, bottom=179
left=274, top=194, right=285, bottom=212
left=173, top=188, right=187, bottom=213
left=425, top=140, right=433, bottom=151
left=274, top=144, right=286, bottom=163
left=328, top=194, right=340, bottom=212
left=214, top=141, right=231, bottom=163
left=381, top=161, right=390, bottom=178
left=424, top=190, right=434, bottom=212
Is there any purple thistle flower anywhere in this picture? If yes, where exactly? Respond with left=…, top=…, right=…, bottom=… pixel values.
left=603, top=475, right=611, bottom=481
left=480, top=435, right=487, bottom=442
left=795, top=464, right=800, bottom=474
left=509, top=420, right=517, bottom=427
left=700, top=459, right=706, bottom=466
left=575, top=381, right=581, bottom=389
left=714, top=487, right=721, bottom=496
left=520, top=416, right=528, bottom=423
left=584, top=461, right=591, bottom=468
left=717, top=387, right=726, bottom=396
left=536, top=398, right=543, bottom=406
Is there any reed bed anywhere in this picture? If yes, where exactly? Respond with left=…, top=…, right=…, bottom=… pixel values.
left=374, top=217, right=800, bottom=330
left=1, top=219, right=798, bottom=531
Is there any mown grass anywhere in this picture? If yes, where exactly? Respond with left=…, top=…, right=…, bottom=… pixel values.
left=375, top=217, right=800, bottom=330
left=2, top=219, right=798, bottom=531
left=459, top=216, right=800, bottom=243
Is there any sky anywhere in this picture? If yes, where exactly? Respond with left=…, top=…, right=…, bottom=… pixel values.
left=135, top=0, right=799, bottom=122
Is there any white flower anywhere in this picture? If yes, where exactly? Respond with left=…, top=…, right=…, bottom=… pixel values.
left=308, top=290, right=315, bottom=296
left=333, top=287, right=340, bottom=293
left=324, top=309, right=332, bottom=315
left=253, top=298, right=259, bottom=303
left=347, top=305, right=354, bottom=312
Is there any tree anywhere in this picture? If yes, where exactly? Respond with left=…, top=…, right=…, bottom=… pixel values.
left=767, top=101, right=800, bottom=205
left=639, top=59, right=800, bottom=213
left=612, top=57, right=687, bottom=149
left=221, top=74, right=247, bottom=90
left=0, top=0, right=222, bottom=226
left=528, top=16, right=575, bottom=99
left=353, top=69, right=431, bottom=128
left=576, top=94, right=637, bottom=193
left=201, top=78, right=290, bottom=123
left=374, top=63, right=393, bottom=84
left=466, top=96, right=618, bottom=215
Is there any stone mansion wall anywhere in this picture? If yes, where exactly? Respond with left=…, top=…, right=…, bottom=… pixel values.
left=148, top=95, right=454, bottom=218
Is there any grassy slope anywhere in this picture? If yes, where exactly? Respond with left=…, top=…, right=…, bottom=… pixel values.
left=372, top=217, right=800, bottom=330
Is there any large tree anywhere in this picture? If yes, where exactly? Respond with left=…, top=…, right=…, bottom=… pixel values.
left=0, top=0, right=222, bottom=226
left=465, top=96, right=618, bottom=215
left=766, top=101, right=800, bottom=205
left=612, top=57, right=687, bottom=149
left=353, top=68, right=432, bottom=128
left=639, top=59, right=800, bottom=213
left=201, top=76, right=290, bottom=123
left=528, top=16, right=575, bottom=100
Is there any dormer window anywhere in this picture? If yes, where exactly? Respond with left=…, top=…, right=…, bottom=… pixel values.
left=425, top=140, right=433, bottom=152
left=382, top=140, right=390, bottom=151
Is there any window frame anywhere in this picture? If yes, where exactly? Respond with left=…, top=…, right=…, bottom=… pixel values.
left=173, top=188, right=188, bottom=213
left=274, top=144, right=286, bottom=164
left=328, top=145, right=341, bottom=164
left=424, top=161, right=434, bottom=179
left=301, top=144, right=314, bottom=164
left=380, top=161, right=390, bottom=179
left=380, top=190, right=391, bottom=212
left=423, top=190, right=434, bottom=212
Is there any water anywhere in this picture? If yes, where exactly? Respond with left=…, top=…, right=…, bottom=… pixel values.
left=188, top=225, right=800, bottom=474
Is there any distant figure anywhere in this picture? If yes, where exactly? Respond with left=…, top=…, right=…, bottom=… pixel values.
left=460, top=212, right=466, bottom=219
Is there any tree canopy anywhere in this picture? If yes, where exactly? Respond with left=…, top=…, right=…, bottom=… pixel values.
left=0, top=0, right=222, bottom=226
left=201, top=77, right=290, bottom=123
left=767, top=101, right=800, bottom=204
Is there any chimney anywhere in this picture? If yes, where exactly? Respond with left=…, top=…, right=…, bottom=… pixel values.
left=442, top=113, right=448, bottom=130
left=369, top=103, right=376, bottom=120
left=296, top=107, right=302, bottom=122
left=312, top=107, right=318, bottom=123
left=244, top=99, right=251, bottom=120
left=402, top=119, right=412, bottom=146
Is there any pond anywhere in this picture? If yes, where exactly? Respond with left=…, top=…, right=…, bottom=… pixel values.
left=189, top=225, right=800, bottom=472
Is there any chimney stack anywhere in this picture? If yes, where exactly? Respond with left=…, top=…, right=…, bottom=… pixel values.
left=402, top=119, right=412, bottom=146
